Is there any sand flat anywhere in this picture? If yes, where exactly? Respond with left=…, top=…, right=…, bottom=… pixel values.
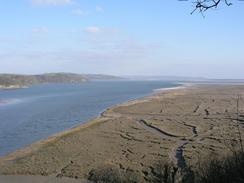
left=0, top=84, right=244, bottom=182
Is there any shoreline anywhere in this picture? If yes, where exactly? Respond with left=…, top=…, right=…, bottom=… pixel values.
left=153, top=85, right=188, bottom=93
left=0, top=85, right=28, bottom=90
left=0, top=117, right=109, bottom=162
left=0, top=83, right=186, bottom=160
left=100, top=83, right=185, bottom=114
left=1, top=84, right=244, bottom=181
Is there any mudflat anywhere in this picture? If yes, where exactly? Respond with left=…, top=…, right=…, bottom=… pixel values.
left=0, top=85, right=244, bottom=182
left=0, top=175, right=88, bottom=183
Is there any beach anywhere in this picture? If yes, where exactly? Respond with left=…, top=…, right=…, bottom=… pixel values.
left=0, top=85, right=26, bottom=90
left=0, top=84, right=244, bottom=182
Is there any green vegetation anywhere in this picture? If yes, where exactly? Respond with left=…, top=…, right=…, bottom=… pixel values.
left=0, top=73, right=120, bottom=88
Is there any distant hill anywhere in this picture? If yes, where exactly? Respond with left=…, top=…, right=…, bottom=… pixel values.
left=82, top=74, right=122, bottom=80
left=0, top=73, right=121, bottom=89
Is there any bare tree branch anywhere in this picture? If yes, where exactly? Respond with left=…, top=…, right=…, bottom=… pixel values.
left=178, top=0, right=244, bottom=15
left=190, top=0, right=233, bottom=14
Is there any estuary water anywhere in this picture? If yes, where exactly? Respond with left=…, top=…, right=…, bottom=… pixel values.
left=0, top=81, right=179, bottom=156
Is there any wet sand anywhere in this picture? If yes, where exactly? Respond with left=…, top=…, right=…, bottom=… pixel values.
left=0, top=84, right=244, bottom=182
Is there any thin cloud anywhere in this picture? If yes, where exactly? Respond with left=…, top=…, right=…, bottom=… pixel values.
left=32, top=27, right=49, bottom=33
left=31, top=0, right=73, bottom=5
left=72, top=9, right=90, bottom=16
left=84, top=26, right=100, bottom=33
left=72, top=6, right=103, bottom=17
left=95, top=6, right=104, bottom=12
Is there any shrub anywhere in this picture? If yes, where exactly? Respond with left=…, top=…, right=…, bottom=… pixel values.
left=87, top=152, right=244, bottom=183
left=88, top=165, right=140, bottom=183
left=196, top=152, right=244, bottom=183
left=148, top=161, right=194, bottom=183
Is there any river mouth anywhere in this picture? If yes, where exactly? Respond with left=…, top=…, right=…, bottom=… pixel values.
left=0, top=81, right=180, bottom=156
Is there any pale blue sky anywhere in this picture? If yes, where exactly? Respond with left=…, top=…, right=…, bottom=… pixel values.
left=0, top=0, right=243, bottom=78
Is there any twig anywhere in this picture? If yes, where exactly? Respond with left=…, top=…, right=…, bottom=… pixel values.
left=190, top=0, right=233, bottom=14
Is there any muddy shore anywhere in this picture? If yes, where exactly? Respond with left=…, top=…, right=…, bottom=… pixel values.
left=0, top=84, right=244, bottom=182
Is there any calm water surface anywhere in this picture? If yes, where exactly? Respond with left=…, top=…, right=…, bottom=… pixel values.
left=0, top=81, right=179, bottom=156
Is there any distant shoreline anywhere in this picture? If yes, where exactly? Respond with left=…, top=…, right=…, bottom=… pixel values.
left=0, top=85, right=27, bottom=90
left=0, top=73, right=121, bottom=90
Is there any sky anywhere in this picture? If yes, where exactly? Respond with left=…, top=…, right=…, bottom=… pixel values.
left=0, top=0, right=243, bottom=79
